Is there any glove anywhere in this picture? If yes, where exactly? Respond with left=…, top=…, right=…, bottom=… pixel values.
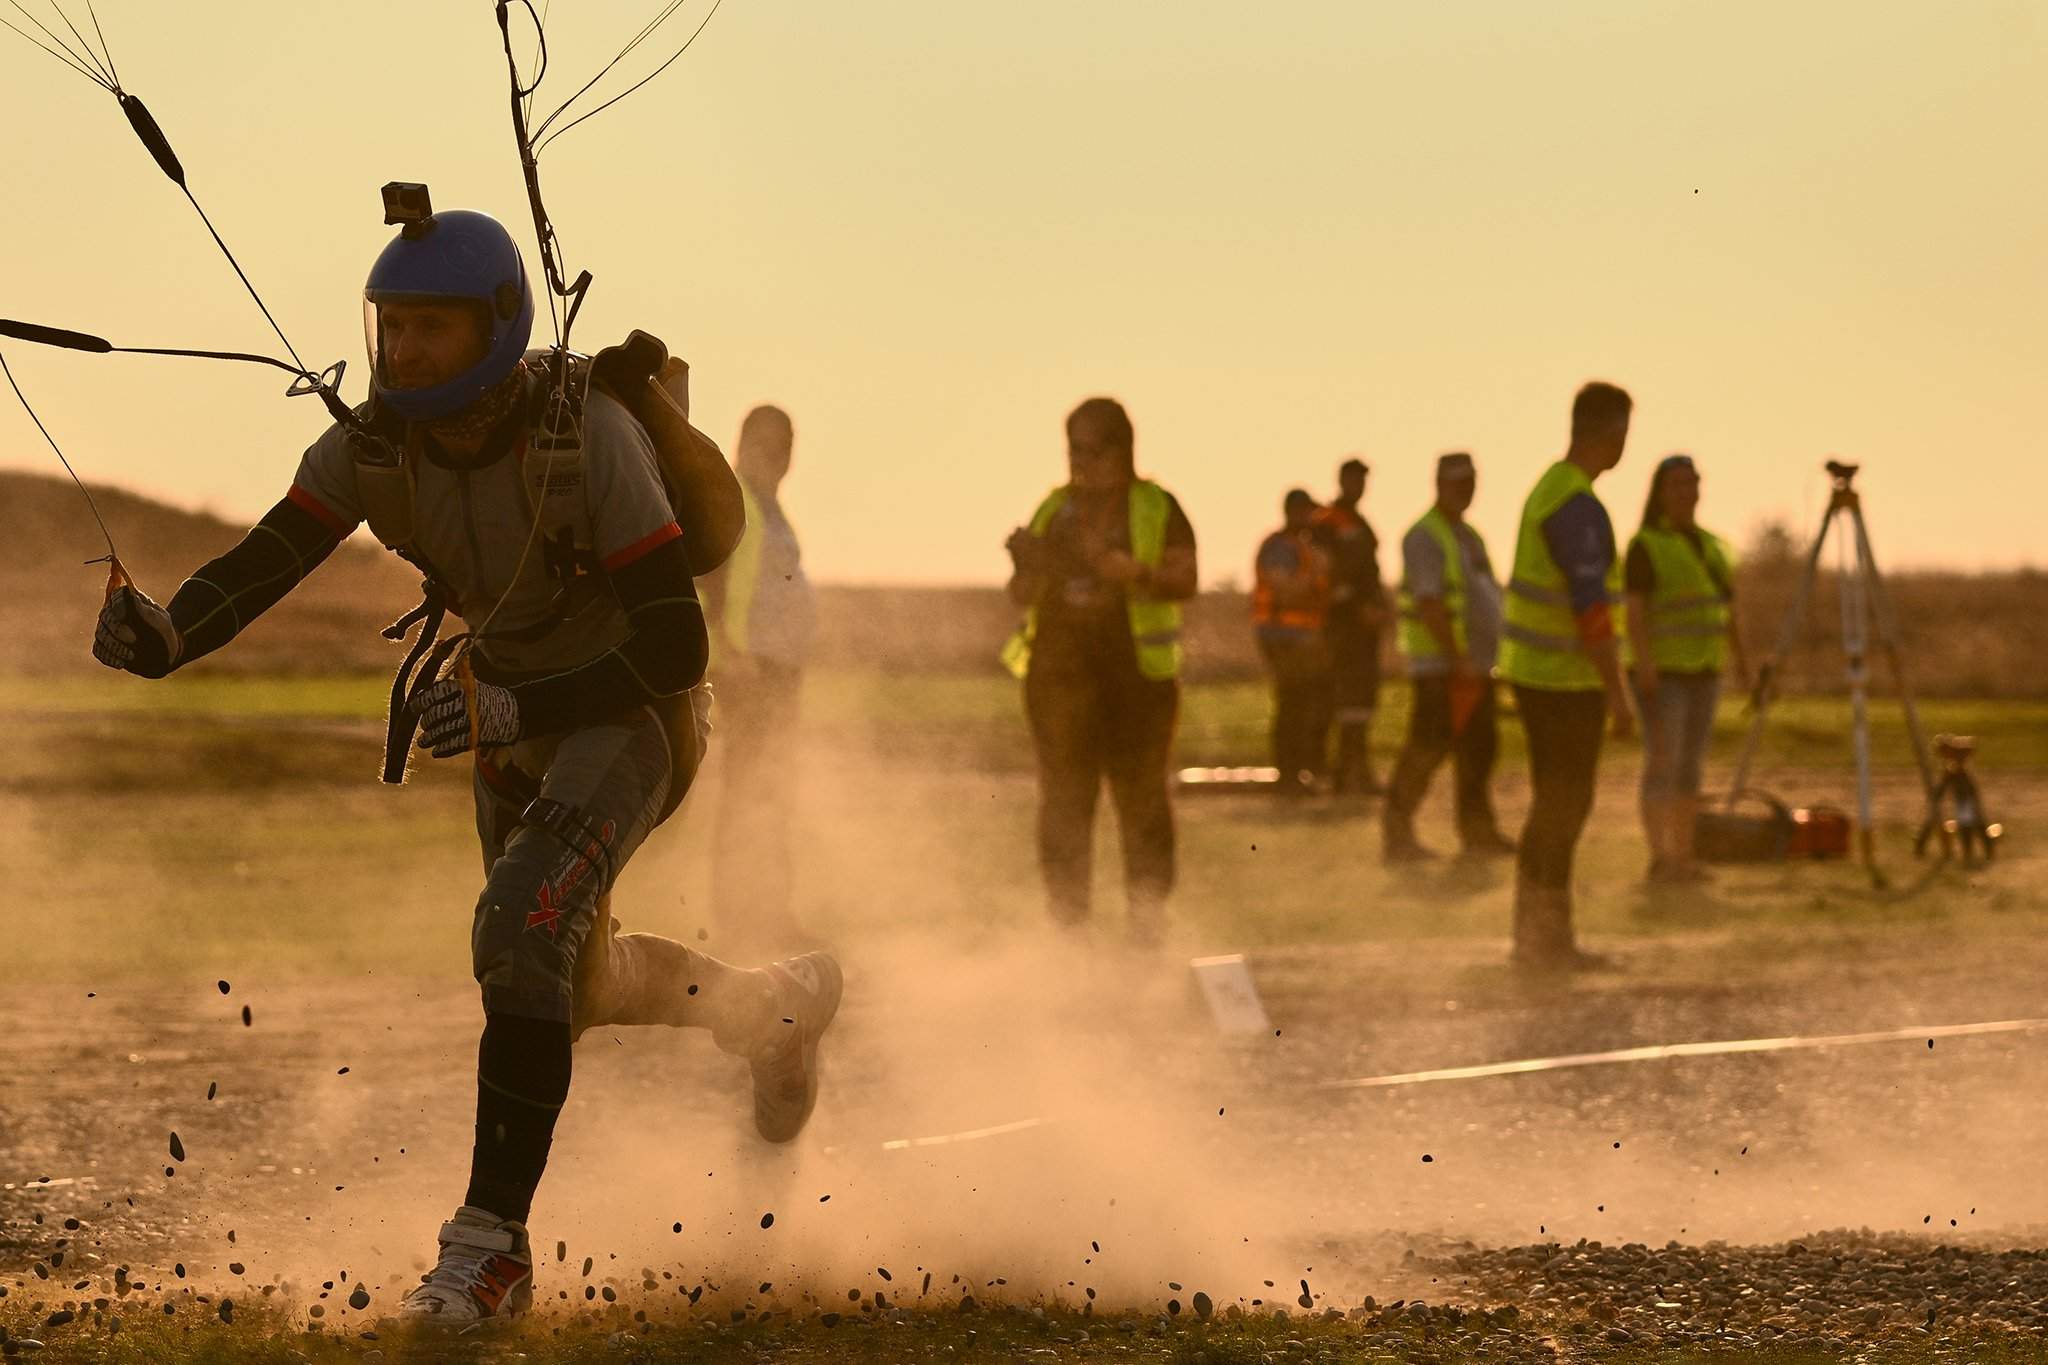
left=411, top=674, right=522, bottom=758
left=93, top=585, right=182, bottom=678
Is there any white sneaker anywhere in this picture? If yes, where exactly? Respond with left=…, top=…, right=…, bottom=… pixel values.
left=396, top=1205, right=534, bottom=1323
left=750, top=952, right=843, bottom=1143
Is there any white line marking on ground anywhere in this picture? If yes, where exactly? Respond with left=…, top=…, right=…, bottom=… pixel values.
left=880, top=1117, right=1049, bottom=1151
left=874, top=1018, right=2048, bottom=1150
left=1315, top=1017, right=2048, bottom=1092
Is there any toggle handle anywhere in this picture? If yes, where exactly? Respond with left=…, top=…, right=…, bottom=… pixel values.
left=119, top=93, right=186, bottom=187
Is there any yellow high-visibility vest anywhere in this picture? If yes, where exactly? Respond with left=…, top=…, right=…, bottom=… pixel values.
left=714, top=480, right=766, bottom=660
left=1001, top=480, right=1182, bottom=682
left=1396, top=506, right=1471, bottom=663
left=1629, top=523, right=1734, bottom=673
left=1498, top=460, right=1624, bottom=691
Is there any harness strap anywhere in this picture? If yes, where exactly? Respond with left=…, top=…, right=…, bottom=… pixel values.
left=381, top=579, right=464, bottom=785
left=435, top=1219, right=522, bottom=1254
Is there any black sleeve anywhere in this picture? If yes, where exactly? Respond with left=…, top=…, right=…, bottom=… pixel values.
left=508, top=535, right=708, bottom=736
left=1624, top=538, right=1655, bottom=594
left=165, top=496, right=343, bottom=666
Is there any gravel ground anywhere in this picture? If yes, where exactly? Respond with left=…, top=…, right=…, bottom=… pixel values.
left=6, top=856, right=2047, bottom=1362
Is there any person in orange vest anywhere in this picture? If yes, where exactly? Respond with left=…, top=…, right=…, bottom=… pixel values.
left=1003, top=398, right=1198, bottom=942
left=1254, top=488, right=1335, bottom=794
left=1312, top=458, right=1390, bottom=795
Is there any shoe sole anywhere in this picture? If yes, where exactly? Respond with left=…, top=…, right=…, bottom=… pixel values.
left=755, top=954, right=843, bottom=1144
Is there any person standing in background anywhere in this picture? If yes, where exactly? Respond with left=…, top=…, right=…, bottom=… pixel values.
left=1004, top=397, right=1198, bottom=944
left=1254, top=489, right=1334, bottom=795
left=1624, top=453, right=1747, bottom=884
left=706, top=405, right=817, bottom=951
left=1497, top=382, right=1637, bottom=970
left=1313, top=458, right=1389, bottom=795
left=1383, top=452, right=1515, bottom=861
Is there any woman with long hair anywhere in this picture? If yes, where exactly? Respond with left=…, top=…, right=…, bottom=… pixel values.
left=1623, top=454, right=1749, bottom=883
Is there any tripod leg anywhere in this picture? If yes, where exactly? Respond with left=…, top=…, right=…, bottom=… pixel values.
left=1728, top=502, right=1836, bottom=807
left=1851, top=505, right=1939, bottom=804
left=1843, top=521, right=1880, bottom=880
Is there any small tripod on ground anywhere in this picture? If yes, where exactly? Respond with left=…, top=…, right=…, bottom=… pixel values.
left=1726, top=462, right=1937, bottom=884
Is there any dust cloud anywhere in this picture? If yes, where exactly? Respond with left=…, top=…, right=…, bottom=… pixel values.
left=9, top=601, right=2048, bottom=1320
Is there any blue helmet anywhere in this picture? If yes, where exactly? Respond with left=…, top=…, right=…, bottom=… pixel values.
left=363, top=209, right=534, bottom=422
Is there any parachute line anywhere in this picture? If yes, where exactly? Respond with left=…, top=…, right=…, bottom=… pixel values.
left=0, top=349, right=120, bottom=563
left=533, top=0, right=724, bottom=153
left=2, top=2, right=113, bottom=89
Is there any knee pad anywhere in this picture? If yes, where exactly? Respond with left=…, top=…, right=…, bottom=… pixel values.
left=471, top=800, right=619, bottom=1022
left=521, top=798, right=618, bottom=883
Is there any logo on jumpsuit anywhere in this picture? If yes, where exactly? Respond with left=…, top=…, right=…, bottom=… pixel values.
left=527, top=819, right=617, bottom=939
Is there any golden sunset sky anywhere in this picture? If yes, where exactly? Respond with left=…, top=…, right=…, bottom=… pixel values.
left=2, top=0, right=2041, bottom=584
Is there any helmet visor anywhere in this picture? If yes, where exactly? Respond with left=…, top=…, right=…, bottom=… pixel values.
left=363, top=292, right=494, bottom=392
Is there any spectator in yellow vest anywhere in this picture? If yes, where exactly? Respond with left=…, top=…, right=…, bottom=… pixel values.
left=1003, top=398, right=1198, bottom=943
left=1624, top=454, right=1749, bottom=884
left=1498, top=381, right=1637, bottom=970
left=706, top=404, right=817, bottom=950
left=1383, top=452, right=1514, bottom=861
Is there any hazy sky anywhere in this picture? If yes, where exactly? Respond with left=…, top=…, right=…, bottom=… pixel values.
left=2, top=1, right=2041, bottom=585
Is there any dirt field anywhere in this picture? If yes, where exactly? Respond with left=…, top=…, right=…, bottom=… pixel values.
left=3, top=672, right=2044, bottom=1362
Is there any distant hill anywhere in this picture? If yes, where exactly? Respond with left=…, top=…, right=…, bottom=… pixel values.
left=3, top=471, right=2042, bottom=695
left=1, top=470, right=418, bottom=676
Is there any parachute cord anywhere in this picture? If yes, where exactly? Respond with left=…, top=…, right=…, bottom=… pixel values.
left=44, top=0, right=109, bottom=85
left=534, top=0, right=724, bottom=152
left=81, top=0, right=115, bottom=86
left=2, top=2, right=112, bottom=88
left=531, top=0, right=689, bottom=140
left=521, top=0, right=551, bottom=124
left=1, top=349, right=121, bottom=565
left=179, top=185, right=310, bottom=375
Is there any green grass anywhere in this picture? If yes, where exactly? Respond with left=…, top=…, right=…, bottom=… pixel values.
left=0, top=673, right=394, bottom=722
left=7, top=671, right=2043, bottom=772
left=4, top=669, right=2041, bottom=980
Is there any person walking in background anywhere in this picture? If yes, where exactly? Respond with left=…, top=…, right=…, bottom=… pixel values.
left=1498, top=382, right=1637, bottom=970
left=1003, top=398, right=1198, bottom=943
left=1313, top=458, right=1389, bottom=794
left=1254, top=489, right=1335, bottom=795
left=706, top=405, right=817, bottom=951
left=1624, top=454, right=1748, bottom=884
left=1383, top=452, right=1515, bottom=861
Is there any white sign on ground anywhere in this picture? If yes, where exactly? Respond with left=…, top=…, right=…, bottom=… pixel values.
left=1190, top=953, right=1272, bottom=1035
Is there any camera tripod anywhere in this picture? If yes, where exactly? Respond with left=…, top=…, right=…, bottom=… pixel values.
left=1725, top=462, right=1937, bottom=883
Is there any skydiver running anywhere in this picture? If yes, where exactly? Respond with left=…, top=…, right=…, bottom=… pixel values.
left=88, top=203, right=842, bottom=1324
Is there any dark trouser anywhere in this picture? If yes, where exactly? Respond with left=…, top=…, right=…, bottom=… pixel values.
left=1025, top=658, right=1179, bottom=935
left=1384, top=675, right=1502, bottom=845
left=1258, top=633, right=1334, bottom=784
left=466, top=688, right=774, bottom=1221
left=472, top=688, right=764, bottom=1040
left=1512, top=684, right=1608, bottom=891
left=1326, top=622, right=1381, bottom=789
left=471, top=692, right=701, bottom=1026
left=713, top=659, right=806, bottom=949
